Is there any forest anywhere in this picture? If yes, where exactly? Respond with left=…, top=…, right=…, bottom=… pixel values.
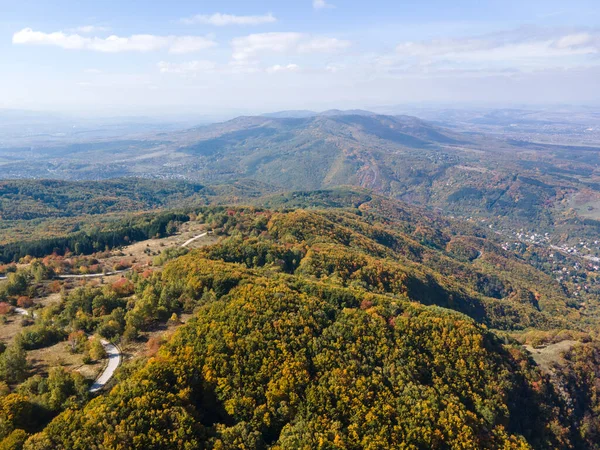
left=0, top=179, right=205, bottom=221
left=0, top=199, right=599, bottom=449
left=0, top=212, right=189, bottom=264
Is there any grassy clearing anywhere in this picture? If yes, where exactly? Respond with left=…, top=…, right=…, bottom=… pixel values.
left=0, top=223, right=215, bottom=383
left=0, top=314, right=24, bottom=343
left=525, top=340, right=579, bottom=372
left=27, top=341, right=103, bottom=380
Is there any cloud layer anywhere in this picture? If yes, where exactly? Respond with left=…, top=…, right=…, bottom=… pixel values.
left=231, top=32, right=350, bottom=61
left=180, top=12, right=277, bottom=26
left=72, top=25, right=110, bottom=33
left=12, top=28, right=216, bottom=53
left=389, top=29, right=600, bottom=74
left=158, top=60, right=218, bottom=74
left=266, top=64, right=300, bottom=73
left=313, top=0, right=335, bottom=10
left=158, top=60, right=301, bottom=76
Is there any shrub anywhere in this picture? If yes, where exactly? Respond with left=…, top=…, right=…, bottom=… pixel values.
left=0, top=303, right=12, bottom=315
left=67, top=330, right=88, bottom=354
left=18, top=326, right=66, bottom=350
left=16, top=296, right=33, bottom=308
left=87, top=338, right=107, bottom=362
left=111, top=279, right=134, bottom=297
left=113, top=260, right=132, bottom=272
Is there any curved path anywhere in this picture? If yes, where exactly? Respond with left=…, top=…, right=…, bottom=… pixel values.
left=89, top=339, right=122, bottom=393
left=8, top=231, right=211, bottom=392
left=14, top=307, right=121, bottom=393
left=181, top=232, right=208, bottom=248
left=14, top=307, right=33, bottom=317
left=58, top=268, right=132, bottom=279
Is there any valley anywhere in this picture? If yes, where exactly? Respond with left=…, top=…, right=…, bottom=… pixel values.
left=5, top=0, right=600, bottom=447
left=1, top=110, right=600, bottom=449
left=0, top=219, right=215, bottom=391
left=3, top=110, right=600, bottom=255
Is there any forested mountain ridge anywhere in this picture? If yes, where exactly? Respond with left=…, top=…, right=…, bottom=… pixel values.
left=2, top=187, right=598, bottom=328
left=4, top=111, right=600, bottom=249
left=174, top=113, right=471, bottom=191
left=0, top=178, right=273, bottom=246
left=0, top=179, right=205, bottom=220
left=8, top=201, right=599, bottom=449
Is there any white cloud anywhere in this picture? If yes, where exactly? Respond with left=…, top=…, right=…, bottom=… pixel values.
left=232, top=32, right=302, bottom=61
left=266, top=64, right=300, bottom=73
left=158, top=60, right=217, bottom=74
left=72, top=25, right=110, bottom=33
left=313, top=0, right=334, bottom=10
left=325, top=63, right=344, bottom=73
left=231, top=32, right=350, bottom=61
left=168, top=36, right=217, bottom=54
left=12, top=28, right=216, bottom=53
left=226, top=60, right=262, bottom=74
left=181, top=12, right=277, bottom=26
left=158, top=60, right=299, bottom=76
left=390, top=29, right=600, bottom=75
left=298, top=37, right=350, bottom=53
left=555, top=32, right=596, bottom=49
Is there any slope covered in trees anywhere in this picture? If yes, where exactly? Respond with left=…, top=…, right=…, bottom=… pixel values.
left=0, top=211, right=190, bottom=263
left=7, top=202, right=598, bottom=449
left=0, top=179, right=205, bottom=221
left=5, top=111, right=600, bottom=248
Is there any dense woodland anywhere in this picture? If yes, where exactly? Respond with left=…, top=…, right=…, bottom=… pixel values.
left=7, top=111, right=600, bottom=249
left=0, top=197, right=598, bottom=449
left=0, top=179, right=205, bottom=221
left=0, top=212, right=189, bottom=264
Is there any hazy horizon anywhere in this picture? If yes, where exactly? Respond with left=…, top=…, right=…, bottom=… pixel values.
left=2, top=102, right=600, bottom=124
left=2, top=0, right=599, bottom=115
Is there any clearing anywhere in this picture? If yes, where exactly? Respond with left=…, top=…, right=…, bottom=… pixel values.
left=525, top=340, right=579, bottom=372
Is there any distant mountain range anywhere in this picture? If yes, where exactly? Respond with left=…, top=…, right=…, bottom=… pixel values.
left=1, top=110, right=600, bottom=243
left=3, top=110, right=600, bottom=448
left=261, top=109, right=378, bottom=118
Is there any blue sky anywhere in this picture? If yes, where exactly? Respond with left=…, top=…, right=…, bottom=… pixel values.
left=1, top=0, right=599, bottom=115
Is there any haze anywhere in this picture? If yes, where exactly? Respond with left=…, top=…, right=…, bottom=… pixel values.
left=1, top=0, right=600, bottom=116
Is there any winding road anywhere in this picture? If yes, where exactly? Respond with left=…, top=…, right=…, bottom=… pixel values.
left=89, top=339, right=122, bottom=393
left=181, top=232, right=208, bottom=248
left=14, top=307, right=121, bottom=393
left=58, top=268, right=132, bottom=279
left=6, top=230, right=211, bottom=393
left=14, top=307, right=32, bottom=317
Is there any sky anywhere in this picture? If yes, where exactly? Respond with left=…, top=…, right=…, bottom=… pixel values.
left=1, top=0, right=600, bottom=116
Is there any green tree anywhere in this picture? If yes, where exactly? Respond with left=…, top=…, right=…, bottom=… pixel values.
left=0, top=428, right=28, bottom=450
left=0, top=342, right=28, bottom=384
left=88, top=338, right=106, bottom=362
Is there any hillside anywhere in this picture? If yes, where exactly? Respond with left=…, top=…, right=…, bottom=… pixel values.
left=3, top=112, right=600, bottom=251
left=0, top=178, right=277, bottom=247
left=0, top=179, right=206, bottom=221
left=7, top=201, right=598, bottom=449
left=174, top=113, right=470, bottom=192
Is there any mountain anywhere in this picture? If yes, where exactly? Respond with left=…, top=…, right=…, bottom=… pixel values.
left=170, top=113, right=600, bottom=246
left=261, top=110, right=317, bottom=118
left=318, top=109, right=378, bottom=117
left=173, top=113, right=470, bottom=191
left=262, top=109, right=378, bottom=119
left=13, top=196, right=600, bottom=449
left=3, top=111, right=600, bottom=251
